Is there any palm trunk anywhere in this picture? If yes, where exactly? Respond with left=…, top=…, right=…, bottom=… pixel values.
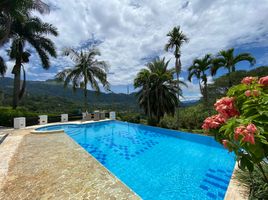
left=12, top=60, right=21, bottom=109
left=204, top=81, right=210, bottom=114
left=175, top=56, right=181, bottom=125
left=84, top=81, right=88, bottom=111
left=175, top=57, right=180, bottom=100
left=228, top=68, right=232, bottom=88
left=146, top=86, right=151, bottom=120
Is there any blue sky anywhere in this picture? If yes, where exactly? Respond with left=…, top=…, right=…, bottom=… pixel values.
left=1, top=0, right=268, bottom=100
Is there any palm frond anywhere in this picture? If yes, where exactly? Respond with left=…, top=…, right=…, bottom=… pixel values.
left=234, top=53, right=256, bottom=66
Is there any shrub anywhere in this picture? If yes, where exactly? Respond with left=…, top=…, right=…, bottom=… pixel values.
left=202, top=76, right=268, bottom=182
left=0, top=107, right=37, bottom=127
left=159, top=104, right=214, bottom=131
left=159, top=114, right=178, bottom=129
left=235, top=165, right=268, bottom=199
left=117, top=112, right=141, bottom=123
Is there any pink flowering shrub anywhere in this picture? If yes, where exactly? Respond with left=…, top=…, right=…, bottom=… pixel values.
left=202, top=76, right=268, bottom=177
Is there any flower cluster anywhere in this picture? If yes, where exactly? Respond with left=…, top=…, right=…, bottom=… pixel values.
left=244, top=89, right=260, bottom=97
left=202, top=114, right=226, bottom=130
left=241, top=76, right=257, bottom=85
left=202, top=75, right=267, bottom=174
left=214, top=97, right=239, bottom=119
left=258, top=76, right=268, bottom=86
left=234, top=124, right=257, bottom=144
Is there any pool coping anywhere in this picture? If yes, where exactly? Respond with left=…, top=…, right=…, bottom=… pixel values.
left=224, top=163, right=248, bottom=200
left=1, top=119, right=248, bottom=199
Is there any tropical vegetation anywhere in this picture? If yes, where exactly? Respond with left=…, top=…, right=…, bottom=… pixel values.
left=188, top=54, right=212, bottom=108
left=55, top=48, right=109, bottom=111
left=202, top=76, right=268, bottom=183
left=134, top=57, right=186, bottom=124
left=0, top=0, right=58, bottom=109
left=235, top=164, right=268, bottom=199
left=165, top=26, right=189, bottom=108
left=211, top=48, right=256, bottom=88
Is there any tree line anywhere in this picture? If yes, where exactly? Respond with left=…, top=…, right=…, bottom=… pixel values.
left=135, top=26, right=256, bottom=125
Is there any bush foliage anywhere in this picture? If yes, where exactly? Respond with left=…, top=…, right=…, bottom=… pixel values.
left=202, top=76, right=268, bottom=182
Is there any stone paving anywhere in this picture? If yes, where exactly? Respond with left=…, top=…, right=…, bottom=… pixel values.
left=224, top=163, right=248, bottom=200
left=0, top=128, right=140, bottom=200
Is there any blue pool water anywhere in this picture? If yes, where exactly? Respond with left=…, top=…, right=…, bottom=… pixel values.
left=37, top=121, right=235, bottom=200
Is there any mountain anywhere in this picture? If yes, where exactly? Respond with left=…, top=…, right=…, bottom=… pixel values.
left=0, top=77, right=139, bottom=113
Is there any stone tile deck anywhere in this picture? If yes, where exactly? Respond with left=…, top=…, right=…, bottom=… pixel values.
left=224, top=163, right=248, bottom=200
left=0, top=127, right=140, bottom=200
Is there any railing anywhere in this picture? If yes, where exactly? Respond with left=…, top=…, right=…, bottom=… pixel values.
left=25, top=114, right=83, bottom=127
left=11, top=111, right=115, bottom=128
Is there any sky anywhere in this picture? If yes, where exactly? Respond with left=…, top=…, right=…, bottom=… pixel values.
left=1, top=0, right=268, bottom=100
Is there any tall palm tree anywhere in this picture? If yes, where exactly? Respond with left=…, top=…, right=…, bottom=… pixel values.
left=55, top=48, right=110, bottom=111
left=134, top=58, right=186, bottom=124
left=0, top=0, right=49, bottom=84
left=0, top=0, right=49, bottom=46
left=211, top=48, right=256, bottom=87
left=8, top=17, right=58, bottom=108
left=188, top=54, right=212, bottom=108
left=165, top=26, right=189, bottom=99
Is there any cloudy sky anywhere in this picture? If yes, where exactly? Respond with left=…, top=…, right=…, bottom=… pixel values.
left=2, top=0, right=268, bottom=100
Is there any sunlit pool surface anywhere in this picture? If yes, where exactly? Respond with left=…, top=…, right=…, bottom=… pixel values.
left=37, top=121, right=235, bottom=200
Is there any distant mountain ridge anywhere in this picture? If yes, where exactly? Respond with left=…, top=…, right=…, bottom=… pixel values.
left=0, top=77, right=139, bottom=112
left=0, top=77, right=135, bottom=100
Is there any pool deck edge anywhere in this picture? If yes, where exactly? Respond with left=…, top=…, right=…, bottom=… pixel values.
left=224, top=163, right=249, bottom=200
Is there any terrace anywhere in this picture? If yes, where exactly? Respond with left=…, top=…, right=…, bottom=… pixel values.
left=0, top=117, right=247, bottom=200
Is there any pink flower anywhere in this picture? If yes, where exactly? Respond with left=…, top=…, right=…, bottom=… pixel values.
left=241, top=77, right=257, bottom=85
left=202, top=114, right=226, bottom=130
left=252, top=90, right=260, bottom=97
left=243, top=133, right=255, bottom=144
left=246, top=123, right=257, bottom=134
left=234, top=125, right=246, bottom=141
left=259, top=76, right=268, bottom=86
left=234, top=124, right=257, bottom=145
left=222, top=140, right=232, bottom=152
left=214, top=97, right=239, bottom=119
left=222, top=140, right=228, bottom=148
left=245, top=90, right=251, bottom=97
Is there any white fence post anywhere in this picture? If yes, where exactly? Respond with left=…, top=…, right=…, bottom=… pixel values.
left=109, top=111, right=116, bottom=120
left=14, top=117, right=26, bottom=129
left=82, top=112, right=86, bottom=120
left=61, top=114, right=68, bottom=122
left=39, top=115, right=48, bottom=125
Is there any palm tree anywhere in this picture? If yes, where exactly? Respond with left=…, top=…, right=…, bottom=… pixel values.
left=165, top=26, right=189, bottom=99
left=188, top=54, right=212, bottom=108
left=0, top=0, right=49, bottom=85
left=55, top=48, right=110, bottom=111
left=211, top=48, right=256, bottom=87
left=0, top=0, right=49, bottom=46
left=134, top=58, right=186, bottom=124
left=8, top=17, right=58, bottom=108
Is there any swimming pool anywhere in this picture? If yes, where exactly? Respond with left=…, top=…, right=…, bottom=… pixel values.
left=37, top=121, right=235, bottom=200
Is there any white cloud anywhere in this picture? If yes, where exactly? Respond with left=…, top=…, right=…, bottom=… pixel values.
left=2, top=0, right=268, bottom=99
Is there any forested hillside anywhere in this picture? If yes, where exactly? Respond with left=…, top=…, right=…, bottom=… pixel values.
left=0, top=77, right=138, bottom=113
